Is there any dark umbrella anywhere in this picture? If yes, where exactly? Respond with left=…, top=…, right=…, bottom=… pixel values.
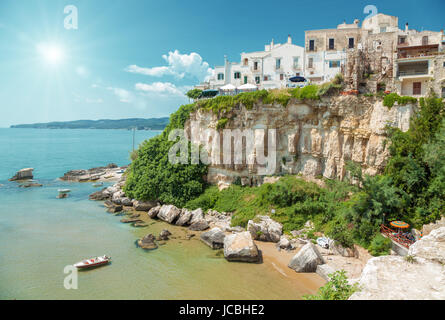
left=289, top=76, right=307, bottom=83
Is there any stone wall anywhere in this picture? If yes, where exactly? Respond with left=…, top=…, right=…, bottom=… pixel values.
left=185, top=95, right=415, bottom=187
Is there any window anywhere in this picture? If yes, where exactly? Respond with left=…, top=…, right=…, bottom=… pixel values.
left=308, top=57, right=314, bottom=68
left=348, top=38, right=355, bottom=49
left=399, top=36, right=406, bottom=44
left=264, top=75, right=269, bottom=81
left=442, top=87, right=445, bottom=98
left=329, top=60, right=340, bottom=68
left=255, top=76, right=260, bottom=84
left=234, top=72, right=241, bottom=79
left=309, top=40, right=315, bottom=51
left=217, top=73, right=224, bottom=81
left=243, top=58, right=248, bottom=66
left=380, top=27, right=387, bottom=33
left=413, top=82, right=421, bottom=95
left=276, top=58, right=281, bottom=70
left=422, top=36, right=429, bottom=45
left=293, top=57, right=299, bottom=68
left=244, top=76, right=247, bottom=84
left=329, top=38, right=335, bottom=50
left=253, top=61, right=258, bottom=70
left=280, top=74, right=284, bottom=81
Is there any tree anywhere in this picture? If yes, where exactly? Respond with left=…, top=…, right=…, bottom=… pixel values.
left=186, top=89, right=202, bottom=100
left=304, top=270, right=359, bottom=300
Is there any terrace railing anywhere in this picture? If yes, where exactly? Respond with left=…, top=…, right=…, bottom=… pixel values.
left=381, top=224, right=415, bottom=249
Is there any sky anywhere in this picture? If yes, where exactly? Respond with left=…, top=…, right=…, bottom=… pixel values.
left=0, top=0, right=444, bottom=127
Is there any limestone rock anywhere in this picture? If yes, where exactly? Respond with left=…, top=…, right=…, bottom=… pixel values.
left=316, top=264, right=336, bottom=281
left=422, top=217, right=445, bottom=236
left=223, top=231, right=259, bottom=262
left=189, top=208, right=204, bottom=225
left=277, top=236, right=291, bottom=250
left=148, top=205, right=161, bottom=219
left=408, top=227, right=445, bottom=264
left=331, top=241, right=358, bottom=258
left=9, top=168, right=34, bottom=181
left=189, top=220, right=209, bottom=231
left=133, top=200, right=157, bottom=212
left=157, top=229, right=172, bottom=241
left=200, top=227, right=225, bottom=249
left=106, top=205, right=123, bottom=213
left=157, top=205, right=181, bottom=224
left=176, top=209, right=193, bottom=226
left=89, top=188, right=110, bottom=201
left=112, top=191, right=125, bottom=205
left=288, top=242, right=325, bottom=272
left=121, top=197, right=133, bottom=206
left=138, top=234, right=158, bottom=250
left=247, top=215, right=282, bottom=243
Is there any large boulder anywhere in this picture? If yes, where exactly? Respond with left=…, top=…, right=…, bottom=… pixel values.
left=331, top=241, right=358, bottom=258
left=106, top=205, right=123, bottom=213
left=137, top=234, right=158, bottom=250
left=121, top=197, right=133, bottom=206
left=200, top=227, right=225, bottom=249
left=223, top=231, right=260, bottom=263
left=349, top=256, right=445, bottom=300
left=189, top=208, right=204, bottom=225
left=133, top=200, right=157, bottom=212
left=316, top=264, right=336, bottom=281
left=157, top=229, right=172, bottom=241
left=288, top=242, right=325, bottom=272
left=277, top=236, right=291, bottom=250
left=148, top=205, right=161, bottom=218
left=157, top=205, right=181, bottom=224
left=408, top=227, right=445, bottom=264
left=247, top=215, right=282, bottom=243
left=112, top=191, right=125, bottom=205
left=189, top=220, right=209, bottom=231
left=205, top=210, right=232, bottom=231
left=9, top=168, right=34, bottom=181
left=422, top=217, right=445, bottom=236
left=89, top=188, right=110, bottom=201
left=176, top=209, right=193, bottom=226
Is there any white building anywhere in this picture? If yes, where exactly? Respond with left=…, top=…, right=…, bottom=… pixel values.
left=206, top=36, right=305, bottom=90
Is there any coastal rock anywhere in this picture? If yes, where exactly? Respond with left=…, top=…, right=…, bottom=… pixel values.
left=223, top=231, right=260, bottom=263
left=133, top=200, right=157, bottom=212
left=349, top=256, right=445, bottom=300
left=331, top=241, right=358, bottom=258
left=189, top=208, right=204, bottom=225
left=9, top=168, right=34, bottom=181
left=148, top=205, right=161, bottom=219
left=422, top=217, right=445, bottom=236
left=107, top=205, right=123, bottom=213
left=89, top=188, right=110, bottom=201
left=205, top=210, right=232, bottom=231
left=188, top=219, right=209, bottom=231
left=157, top=229, right=172, bottom=241
left=288, top=242, right=325, bottom=272
left=316, top=264, right=336, bottom=281
left=137, top=234, right=158, bottom=250
left=200, top=227, right=225, bottom=249
left=103, top=200, right=114, bottom=208
left=157, top=205, right=181, bottom=224
left=60, top=164, right=123, bottom=182
left=247, top=215, right=282, bottom=243
left=176, top=209, right=193, bottom=226
left=120, top=217, right=143, bottom=223
left=277, top=236, right=291, bottom=250
left=112, top=191, right=125, bottom=205
left=408, top=227, right=445, bottom=264
left=227, top=226, right=245, bottom=233
left=121, top=197, right=133, bottom=206
left=19, top=182, right=42, bottom=188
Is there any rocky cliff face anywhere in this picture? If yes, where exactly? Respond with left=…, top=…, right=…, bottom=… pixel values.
left=185, top=95, right=415, bottom=187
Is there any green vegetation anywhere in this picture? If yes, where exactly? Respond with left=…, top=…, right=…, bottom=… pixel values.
left=186, top=89, right=202, bottom=100
left=303, top=270, right=360, bottom=300
left=216, top=118, right=229, bottom=130
left=383, top=93, right=418, bottom=108
left=124, top=103, right=207, bottom=207
left=368, top=234, right=392, bottom=256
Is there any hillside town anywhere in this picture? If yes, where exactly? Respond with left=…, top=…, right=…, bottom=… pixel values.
left=196, top=13, right=445, bottom=98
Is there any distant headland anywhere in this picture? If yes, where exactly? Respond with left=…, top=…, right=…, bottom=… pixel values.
left=10, top=118, right=170, bottom=130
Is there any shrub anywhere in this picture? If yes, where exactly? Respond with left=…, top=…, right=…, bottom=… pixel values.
left=289, top=85, right=320, bottom=100
left=383, top=93, right=417, bottom=108
left=216, top=118, right=229, bottom=130
left=304, top=270, right=359, bottom=300
left=186, top=89, right=202, bottom=100
left=368, top=234, right=392, bottom=256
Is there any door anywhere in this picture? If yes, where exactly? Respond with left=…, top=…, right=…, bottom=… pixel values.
left=413, top=82, right=421, bottom=95
left=244, top=76, right=247, bottom=84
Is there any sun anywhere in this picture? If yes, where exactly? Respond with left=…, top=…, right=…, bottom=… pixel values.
left=37, top=43, right=65, bottom=65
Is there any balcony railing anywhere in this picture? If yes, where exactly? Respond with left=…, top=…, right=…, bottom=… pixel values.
left=397, top=70, right=429, bottom=77
left=381, top=224, right=415, bottom=249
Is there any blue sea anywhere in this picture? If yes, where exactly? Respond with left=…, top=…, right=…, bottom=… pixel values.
left=0, top=128, right=322, bottom=300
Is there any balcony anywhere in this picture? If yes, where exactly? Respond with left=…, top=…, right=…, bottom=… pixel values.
left=398, top=70, right=429, bottom=77
left=397, top=61, right=429, bottom=78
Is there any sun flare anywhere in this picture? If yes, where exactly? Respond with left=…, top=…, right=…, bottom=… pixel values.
left=37, top=43, right=65, bottom=65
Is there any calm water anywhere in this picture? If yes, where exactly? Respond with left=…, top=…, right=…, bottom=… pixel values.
left=0, top=128, right=320, bottom=300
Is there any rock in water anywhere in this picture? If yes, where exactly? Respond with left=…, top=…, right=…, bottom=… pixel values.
left=138, top=234, right=158, bottom=250
left=200, top=227, right=225, bottom=249
left=288, top=242, right=325, bottom=272
left=148, top=205, right=161, bottom=218
left=176, top=209, right=193, bottom=226
left=133, top=200, right=157, bottom=211
left=89, top=188, right=110, bottom=201
left=9, top=168, right=34, bottom=181
left=157, top=205, right=181, bottom=223
left=107, top=205, right=123, bottom=213
left=247, top=215, right=283, bottom=243
left=157, top=229, right=172, bottom=241
left=223, top=231, right=259, bottom=263
left=121, top=197, right=133, bottom=206
left=188, top=220, right=209, bottom=231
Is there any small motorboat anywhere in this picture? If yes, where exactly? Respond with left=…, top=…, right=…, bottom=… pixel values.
left=58, top=189, right=71, bottom=194
left=316, top=237, right=333, bottom=249
left=92, top=182, right=103, bottom=187
left=116, top=169, right=125, bottom=174
left=74, top=255, right=111, bottom=269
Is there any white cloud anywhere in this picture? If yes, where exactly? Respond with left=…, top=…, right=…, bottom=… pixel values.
left=125, top=50, right=214, bottom=82
left=107, top=87, right=134, bottom=103
left=135, top=82, right=189, bottom=96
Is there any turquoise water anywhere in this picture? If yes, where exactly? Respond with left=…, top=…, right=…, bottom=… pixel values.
left=0, top=128, right=321, bottom=300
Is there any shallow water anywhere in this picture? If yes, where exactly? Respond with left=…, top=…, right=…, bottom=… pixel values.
left=0, top=128, right=321, bottom=300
